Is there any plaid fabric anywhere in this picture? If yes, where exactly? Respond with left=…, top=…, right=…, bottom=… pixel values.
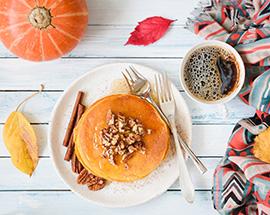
left=186, top=0, right=270, bottom=214
left=186, top=0, right=270, bottom=113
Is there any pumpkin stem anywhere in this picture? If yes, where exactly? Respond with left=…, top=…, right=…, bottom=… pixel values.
left=16, top=84, right=45, bottom=112
left=29, top=7, right=52, bottom=29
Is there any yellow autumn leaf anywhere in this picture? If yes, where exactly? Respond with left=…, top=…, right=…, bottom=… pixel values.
left=3, top=111, right=38, bottom=176
left=2, top=85, right=43, bottom=176
left=254, top=127, right=270, bottom=164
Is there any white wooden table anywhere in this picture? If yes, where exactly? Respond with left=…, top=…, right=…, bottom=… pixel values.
left=0, top=0, right=256, bottom=214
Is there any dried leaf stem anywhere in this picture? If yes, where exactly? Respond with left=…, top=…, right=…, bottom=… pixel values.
left=16, top=84, right=45, bottom=111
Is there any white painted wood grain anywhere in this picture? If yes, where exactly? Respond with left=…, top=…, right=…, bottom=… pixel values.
left=0, top=124, right=231, bottom=157
left=0, top=158, right=219, bottom=190
left=0, top=0, right=254, bottom=213
left=0, top=92, right=255, bottom=124
left=0, top=191, right=215, bottom=215
left=0, top=59, right=184, bottom=90
left=88, top=0, right=198, bottom=25
left=0, top=26, right=202, bottom=58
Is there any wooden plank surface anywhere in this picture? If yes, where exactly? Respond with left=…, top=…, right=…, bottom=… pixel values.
left=0, top=158, right=219, bottom=191
left=0, top=191, right=216, bottom=215
left=87, top=0, right=198, bottom=25
left=0, top=59, right=186, bottom=90
left=0, top=124, right=231, bottom=157
left=0, top=0, right=251, bottom=213
left=0, top=26, right=202, bottom=58
left=0, top=92, right=255, bottom=124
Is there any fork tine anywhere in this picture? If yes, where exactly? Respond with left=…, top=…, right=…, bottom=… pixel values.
left=158, top=73, right=165, bottom=103
left=155, top=74, right=162, bottom=104
left=162, top=73, right=169, bottom=102
left=122, top=72, right=133, bottom=92
left=154, top=74, right=158, bottom=97
left=125, top=69, right=135, bottom=83
left=129, top=66, right=140, bottom=80
left=130, top=66, right=146, bottom=80
left=165, top=73, right=173, bottom=101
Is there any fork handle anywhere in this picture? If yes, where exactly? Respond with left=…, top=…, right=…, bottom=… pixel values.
left=145, top=96, right=207, bottom=174
left=170, top=119, right=195, bottom=203
left=177, top=135, right=207, bottom=174
left=145, top=96, right=170, bottom=125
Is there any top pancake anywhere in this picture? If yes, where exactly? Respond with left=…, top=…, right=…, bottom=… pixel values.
left=74, top=94, right=170, bottom=182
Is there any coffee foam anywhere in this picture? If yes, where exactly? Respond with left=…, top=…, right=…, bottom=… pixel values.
left=183, top=46, right=237, bottom=101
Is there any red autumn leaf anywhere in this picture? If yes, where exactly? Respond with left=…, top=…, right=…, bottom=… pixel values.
left=125, top=16, right=176, bottom=46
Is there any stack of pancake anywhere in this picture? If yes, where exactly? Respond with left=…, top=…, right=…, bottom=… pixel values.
left=74, top=94, right=170, bottom=182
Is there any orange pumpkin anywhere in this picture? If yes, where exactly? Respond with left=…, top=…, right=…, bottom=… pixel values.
left=0, top=0, right=88, bottom=61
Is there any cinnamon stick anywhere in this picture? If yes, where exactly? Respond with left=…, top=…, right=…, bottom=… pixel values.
left=62, top=92, right=106, bottom=191
left=75, top=103, right=85, bottom=124
left=71, top=152, right=77, bottom=173
left=64, top=133, right=75, bottom=161
left=63, top=91, right=84, bottom=146
left=75, top=157, right=82, bottom=174
left=77, top=161, right=84, bottom=173
left=64, top=104, right=85, bottom=161
left=72, top=154, right=82, bottom=174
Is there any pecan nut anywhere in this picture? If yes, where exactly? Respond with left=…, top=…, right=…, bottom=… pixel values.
left=100, top=110, right=151, bottom=166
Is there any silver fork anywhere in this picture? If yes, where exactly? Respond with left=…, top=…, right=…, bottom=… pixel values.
left=155, top=72, right=195, bottom=203
left=122, top=66, right=207, bottom=174
left=122, top=66, right=160, bottom=112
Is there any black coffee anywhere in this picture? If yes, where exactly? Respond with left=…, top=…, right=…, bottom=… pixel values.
left=183, top=46, right=239, bottom=101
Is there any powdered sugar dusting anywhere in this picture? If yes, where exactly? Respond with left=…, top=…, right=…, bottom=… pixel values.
left=102, top=142, right=176, bottom=195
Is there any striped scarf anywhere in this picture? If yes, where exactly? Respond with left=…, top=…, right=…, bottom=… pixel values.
left=186, top=0, right=270, bottom=214
left=186, top=0, right=270, bottom=113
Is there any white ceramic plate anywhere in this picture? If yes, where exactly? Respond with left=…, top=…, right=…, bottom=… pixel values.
left=48, top=63, right=192, bottom=208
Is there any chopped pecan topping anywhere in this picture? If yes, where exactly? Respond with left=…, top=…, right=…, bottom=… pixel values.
left=88, top=179, right=106, bottom=191
left=100, top=110, right=151, bottom=166
left=77, top=169, right=106, bottom=191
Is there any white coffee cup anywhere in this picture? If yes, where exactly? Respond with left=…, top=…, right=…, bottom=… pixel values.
left=179, top=40, right=245, bottom=104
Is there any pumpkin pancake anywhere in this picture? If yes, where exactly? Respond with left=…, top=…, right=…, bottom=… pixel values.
left=74, top=94, right=170, bottom=182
